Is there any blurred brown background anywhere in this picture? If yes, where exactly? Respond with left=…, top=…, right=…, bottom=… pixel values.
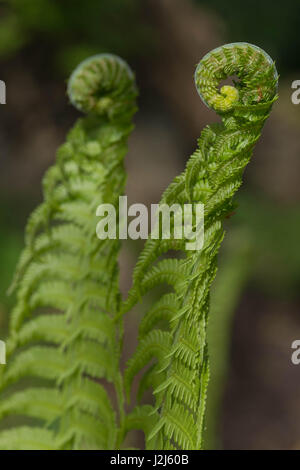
left=0, top=0, right=300, bottom=449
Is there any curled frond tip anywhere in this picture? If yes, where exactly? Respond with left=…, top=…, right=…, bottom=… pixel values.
left=195, top=42, right=278, bottom=114
left=67, top=53, right=137, bottom=116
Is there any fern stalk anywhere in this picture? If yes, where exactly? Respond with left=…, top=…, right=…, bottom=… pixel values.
left=123, top=43, right=278, bottom=450
left=0, top=55, right=137, bottom=449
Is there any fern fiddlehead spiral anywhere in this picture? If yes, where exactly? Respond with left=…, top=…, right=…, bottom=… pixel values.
left=0, top=55, right=137, bottom=449
left=123, top=43, right=278, bottom=450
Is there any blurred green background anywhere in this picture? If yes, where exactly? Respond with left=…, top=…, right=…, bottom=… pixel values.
left=0, top=0, right=300, bottom=449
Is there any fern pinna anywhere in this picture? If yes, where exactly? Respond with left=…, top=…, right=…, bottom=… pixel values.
left=123, top=43, right=278, bottom=450
left=0, top=55, right=137, bottom=449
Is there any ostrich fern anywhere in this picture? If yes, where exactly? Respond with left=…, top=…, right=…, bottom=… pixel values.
left=123, top=43, right=278, bottom=450
left=0, top=43, right=278, bottom=450
left=0, top=54, right=137, bottom=449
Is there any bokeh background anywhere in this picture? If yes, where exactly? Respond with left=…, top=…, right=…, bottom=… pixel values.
left=0, top=0, right=300, bottom=450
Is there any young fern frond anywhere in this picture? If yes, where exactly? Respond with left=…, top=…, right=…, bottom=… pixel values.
left=123, top=43, right=278, bottom=450
left=0, top=54, right=137, bottom=450
left=0, top=43, right=278, bottom=451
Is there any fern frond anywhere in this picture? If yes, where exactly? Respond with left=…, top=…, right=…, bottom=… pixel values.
left=0, top=427, right=56, bottom=450
left=124, top=43, right=278, bottom=449
left=0, top=388, right=62, bottom=423
left=124, top=405, right=161, bottom=450
left=124, top=330, right=171, bottom=400
left=0, top=54, right=137, bottom=449
left=139, top=293, right=179, bottom=336
left=1, top=346, right=65, bottom=390
left=148, top=403, right=197, bottom=450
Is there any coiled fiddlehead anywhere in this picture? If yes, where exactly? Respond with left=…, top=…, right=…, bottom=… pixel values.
left=0, top=55, right=137, bottom=449
left=123, top=43, right=278, bottom=450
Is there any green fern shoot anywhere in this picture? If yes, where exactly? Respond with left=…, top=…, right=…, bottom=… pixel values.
left=0, top=54, right=137, bottom=449
left=123, top=43, right=278, bottom=450
left=0, top=43, right=278, bottom=451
